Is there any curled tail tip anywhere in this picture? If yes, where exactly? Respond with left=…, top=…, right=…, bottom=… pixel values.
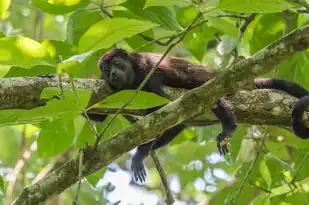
left=291, top=95, right=309, bottom=139
left=253, top=78, right=273, bottom=88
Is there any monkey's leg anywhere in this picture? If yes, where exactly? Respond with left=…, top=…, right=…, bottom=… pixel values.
left=212, top=100, right=237, bottom=155
left=131, top=124, right=185, bottom=182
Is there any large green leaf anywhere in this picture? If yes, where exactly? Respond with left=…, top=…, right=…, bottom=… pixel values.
left=38, top=119, right=75, bottom=157
left=32, top=0, right=89, bottom=15
left=41, top=40, right=78, bottom=60
left=5, top=65, right=56, bottom=78
left=219, top=0, right=292, bottom=13
left=96, top=115, right=131, bottom=142
left=122, top=0, right=181, bottom=30
left=0, top=0, right=10, bottom=15
left=144, top=7, right=182, bottom=30
left=67, top=10, right=103, bottom=46
left=0, top=37, right=56, bottom=68
left=90, top=90, right=170, bottom=110
left=183, top=25, right=217, bottom=61
left=78, top=18, right=158, bottom=53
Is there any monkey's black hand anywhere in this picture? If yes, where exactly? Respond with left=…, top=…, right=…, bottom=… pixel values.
left=37, top=74, right=56, bottom=78
left=131, top=154, right=147, bottom=183
left=216, top=132, right=231, bottom=155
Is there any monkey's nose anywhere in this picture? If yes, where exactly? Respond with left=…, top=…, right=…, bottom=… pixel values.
left=110, top=71, right=117, bottom=80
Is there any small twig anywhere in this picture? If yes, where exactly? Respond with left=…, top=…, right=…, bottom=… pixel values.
left=150, top=152, right=174, bottom=205
left=94, top=12, right=203, bottom=147
left=230, top=127, right=269, bottom=205
left=5, top=126, right=32, bottom=203
left=70, top=77, right=99, bottom=138
left=248, top=179, right=272, bottom=194
left=72, top=150, right=84, bottom=205
left=232, top=13, right=256, bottom=57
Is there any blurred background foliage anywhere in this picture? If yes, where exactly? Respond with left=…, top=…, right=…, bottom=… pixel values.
left=1, top=0, right=309, bottom=204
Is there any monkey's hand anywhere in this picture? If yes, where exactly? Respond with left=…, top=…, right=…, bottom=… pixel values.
left=37, top=74, right=57, bottom=78
left=216, top=132, right=231, bottom=155
left=131, top=153, right=147, bottom=183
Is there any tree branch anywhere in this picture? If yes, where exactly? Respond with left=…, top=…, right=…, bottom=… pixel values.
left=11, top=24, right=309, bottom=204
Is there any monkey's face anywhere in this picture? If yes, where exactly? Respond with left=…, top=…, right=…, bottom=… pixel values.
left=100, top=57, right=135, bottom=90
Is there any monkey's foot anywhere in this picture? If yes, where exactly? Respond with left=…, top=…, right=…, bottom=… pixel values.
left=131, top=154, right=147, bottom=183
left=217, top=137, right=231, bottom=155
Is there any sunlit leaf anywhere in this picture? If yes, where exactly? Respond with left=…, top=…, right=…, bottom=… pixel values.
left=219, top=0, right=292, bottom=13
left=32, top=0, right=89, bottom=14
left=0, top=0, right=10, bottom=15
left=144, top=0, right=191, bottom=7
left=91, top=90, right=170, bottom=109
left=67, top=10, right=103, bottom=46
left=0, top=37, right=56, bottom=68
left=79, top=18, right=158, bottom=53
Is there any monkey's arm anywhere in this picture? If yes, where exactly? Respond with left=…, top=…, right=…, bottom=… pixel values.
left=131, top=124, right=185, bottom=182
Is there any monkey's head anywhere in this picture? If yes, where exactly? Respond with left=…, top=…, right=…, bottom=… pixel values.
left=98, top=49, right=136, bottom=90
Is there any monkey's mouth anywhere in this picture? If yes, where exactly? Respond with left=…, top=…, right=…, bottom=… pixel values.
left=109, top=76, right=125, bottom=90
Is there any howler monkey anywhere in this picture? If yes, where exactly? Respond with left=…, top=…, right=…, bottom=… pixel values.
left=87, top=48, right=309, bottom=183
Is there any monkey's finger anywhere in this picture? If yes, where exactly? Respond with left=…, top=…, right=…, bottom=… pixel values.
left=136, top=163, right=144, bottom=182
left=131, top=162, right=139, bottom=182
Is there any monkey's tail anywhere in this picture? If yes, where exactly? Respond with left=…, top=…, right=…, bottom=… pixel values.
left=254, top=77, right=309, bottom=139
left=292, top=95, right=309, bottom=139
left=253, top=78, right=309, bottom=99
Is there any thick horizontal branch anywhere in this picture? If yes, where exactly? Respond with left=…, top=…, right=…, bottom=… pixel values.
left=0, top=77, right=301, bottom=127
left=12, top=24, right=309, bottom=204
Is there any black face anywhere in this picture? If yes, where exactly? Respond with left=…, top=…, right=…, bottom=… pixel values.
left=100, top=56, right=135, bottom=90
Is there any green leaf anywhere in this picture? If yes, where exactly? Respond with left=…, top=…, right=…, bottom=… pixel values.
left=176, top=6, right=199, bottom=27
left=266, top=140, right=290, bottom=160
left=87, top=168, right=106, bottom=187
left=183, top=25, right=217, bottom=61
left=0, top=127, right=19, bottom=163
left=38, top=119, right=75, bottom=157
left=144, top=7, right=182, bottom=30
left=32, top=0, right=89, bottom=15
left=219, top=0, right=292, bottom=13
left=247, top=14, right=284, bottom=54
left=207, top=16, right=238, bottom=37
left=259, top=159, right=272, bottom=188
left=78, top=18, right=158, bottom=53
left=122, top=0, right=181, bottom=30
left=5, top=65, right=56, bottom=77
left=96, top=115, right=131, bottom=142
left=41, top=40, right=78, bottom=60
left=40, top=87, right=91, bottom=114
left=0, top=37, right=56, bottom=68
left=0, top=0, right=10, bottom=15
left=126, top=30, right=155, bottom=51
left=145, top=0, right=191, bottom=8
left=67, top=10, right=103, bottom=46
left=0, top=175, right=3, bottom=194
left=75, top=121, right=96, bottom=148
left=252, top=196, right=270, bottom=205
left=91, top=90, right=170, bottom=109
left=275, top=51, right=309, bottom=91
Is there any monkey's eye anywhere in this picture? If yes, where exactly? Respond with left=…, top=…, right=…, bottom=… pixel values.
left=113, top=60, right=120, bottom=66
left=104, top=66, right=111, bottom=72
